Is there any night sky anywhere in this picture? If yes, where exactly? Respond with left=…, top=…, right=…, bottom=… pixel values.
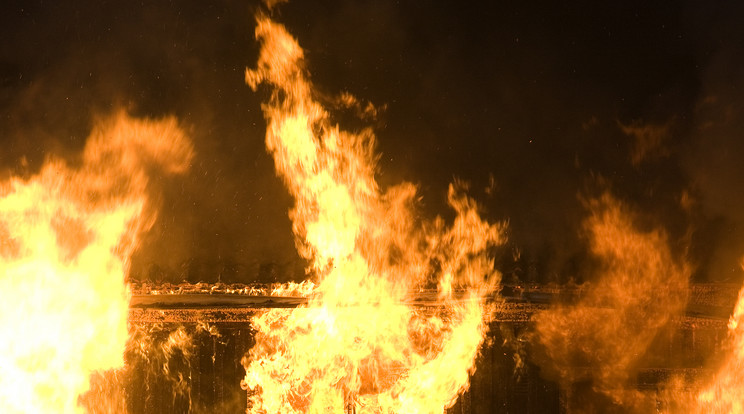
left=1, top=0, right=743, bottom=284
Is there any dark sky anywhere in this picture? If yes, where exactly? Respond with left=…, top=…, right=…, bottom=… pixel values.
left=1, top=0, right=743, bottom=284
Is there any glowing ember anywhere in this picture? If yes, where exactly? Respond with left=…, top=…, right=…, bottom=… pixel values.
left=0, top=112, right=193, bottom=413
left=240, top=16, right=503, bottom=413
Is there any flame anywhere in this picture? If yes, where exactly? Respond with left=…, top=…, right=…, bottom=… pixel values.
left=242, top=16, right=503, bottom=413
left=0, top=112, right=193, bottom=413
left=694, top=261, right=744, bottom=413
left=534, top=193, right=690, bottom=410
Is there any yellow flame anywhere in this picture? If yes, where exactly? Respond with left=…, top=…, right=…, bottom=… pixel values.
left=0, top=112, right=193, bottom=413
left=242, top=16, right=503, bottom=413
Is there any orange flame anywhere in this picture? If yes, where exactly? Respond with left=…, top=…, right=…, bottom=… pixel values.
left=242, top=16, right=504, bottom=413
left=0, top=112, right=193, bottom=413
left=534, top=193, right=690, bottom=410
left=694, top=261, right=744, bottom=413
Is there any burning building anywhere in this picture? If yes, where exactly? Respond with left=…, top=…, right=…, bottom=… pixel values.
left=1, top=0, right=744, bottom=413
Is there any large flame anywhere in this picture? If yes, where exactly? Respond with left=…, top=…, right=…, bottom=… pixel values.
left=241, top=16, right=504, bottom=413
left=0, top=112, right=193, bottom=413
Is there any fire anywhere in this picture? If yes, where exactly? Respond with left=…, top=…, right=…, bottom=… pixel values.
left=241, top=16, right=503, bottom=413
left=533, top=193, right=690, bottom=411
left=0, top=112, right=193, bottom=413
left=694, top=261, right=744, bottom=413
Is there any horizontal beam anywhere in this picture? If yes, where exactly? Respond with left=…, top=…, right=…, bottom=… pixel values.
left=127, top=283, right=739, bottom=325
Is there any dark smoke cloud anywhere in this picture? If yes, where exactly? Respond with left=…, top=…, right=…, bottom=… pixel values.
left=0, top=0, right=743, bottom=284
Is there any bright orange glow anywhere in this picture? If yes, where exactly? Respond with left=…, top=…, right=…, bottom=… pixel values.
left=534, top=193, right=690, bottom=410
left=241, top=16, right=504, bottom=413
left=695, top=263, right=744, bottom=413
left=0, top=112, right=193, bottom=413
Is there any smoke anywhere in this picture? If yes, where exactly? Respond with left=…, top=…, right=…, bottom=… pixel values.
left=1, top=0, right=742, bottom=285
left=1, top=1, right=743, bottom=411
left=0, top=0, right=737, bottom=287
left=0, top=1, right=303, bottom=283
